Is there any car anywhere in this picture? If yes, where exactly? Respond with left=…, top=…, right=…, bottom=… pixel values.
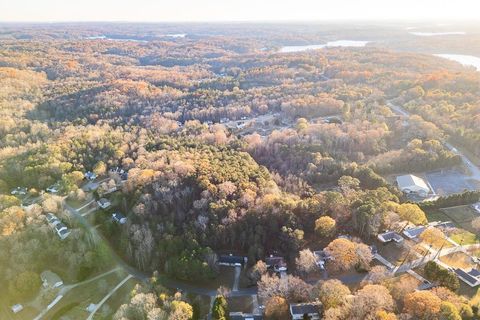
left=46, top=184, right=60, bottom=193
left=11, top=187, right=27, bottom=196
left=11, top=304, right=23, bottom=314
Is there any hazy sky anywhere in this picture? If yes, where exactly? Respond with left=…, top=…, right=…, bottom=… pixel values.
left=1, top=0, right=480, bottom=22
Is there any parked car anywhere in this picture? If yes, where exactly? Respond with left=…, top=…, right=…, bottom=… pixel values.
left=11, top=187, right=27, bottom=196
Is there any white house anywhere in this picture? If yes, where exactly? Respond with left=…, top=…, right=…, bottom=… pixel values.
left=41, top=270, right=63, bottom=289
left=396, top=174, right=430, bottom=196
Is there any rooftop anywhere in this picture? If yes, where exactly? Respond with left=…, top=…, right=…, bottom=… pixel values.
left=455, top=268, right=480, bottom=287
left=378, top=231, right=404, bottom=243
left=396, top=174, right=430, bottom=192
left=290, top=303, right=321, bottom=315
left=218, top=254, right=246, bottom=265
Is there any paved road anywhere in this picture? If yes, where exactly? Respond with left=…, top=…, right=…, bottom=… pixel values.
left=86, top=274, right=133, bottom=320
left=65, top=198, right=260, bottom=298
left=387, top=101, right=480, bottom=183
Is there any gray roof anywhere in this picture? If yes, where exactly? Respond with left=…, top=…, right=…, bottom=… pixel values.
left=40, top=270, right=62, bottom=286
left=229, top=313, right=263, bottom=320
left=290, top=303, right=320, bottom=315
left=378, top=231, right=403, bottom=242
left=455, top=268, right=480, bottom=286
left=396, top=174, right=430, bottom=192
left=469, top=269, right=480, bottom=277
left=403, top=226, right=426, bottom=238
left=436, top=221, right=455, bottom=229
left=218, top=254, right=246, bottom=265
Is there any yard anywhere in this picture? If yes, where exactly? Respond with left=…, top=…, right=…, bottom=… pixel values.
left=439, top=252, right=476, bottom=269
left=42, top=269, right=130, bottom=320
left=440, top=205, right=479, bottom=232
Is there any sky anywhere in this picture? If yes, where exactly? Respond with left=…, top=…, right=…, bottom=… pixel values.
left=1, top=0, right=480, bottom=22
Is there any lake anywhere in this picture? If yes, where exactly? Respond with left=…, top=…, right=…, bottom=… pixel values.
left=279, top=40, right=369, bottom=53
left=410, top=31, right=465, bottom=36
left=435, top=54, right=480, bottom=71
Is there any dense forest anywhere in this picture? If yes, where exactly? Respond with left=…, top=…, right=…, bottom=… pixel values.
left=1, top=23, right=479, bottom=319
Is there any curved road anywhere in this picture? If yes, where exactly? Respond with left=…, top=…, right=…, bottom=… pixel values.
left=387, top=101, right=480, bottom=182
left=64, top=199, right=258, bottom=297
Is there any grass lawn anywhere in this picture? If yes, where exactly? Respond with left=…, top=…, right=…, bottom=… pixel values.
left=449, top=229, right=479, bottom=245
left=440, top=205, right=478, bottom=231
left=92, top=277, right=138, bottom=320
left=439, top=252, right=475, bottom=269
left=41, top=269, right=128, bottom=320
left=426, top=209, right=451, bottom=223
left=0, top=293, right=38, bottom=320
left=227, top=296, right=254, bottom=313
left=187, top=266, right=236, bottom=291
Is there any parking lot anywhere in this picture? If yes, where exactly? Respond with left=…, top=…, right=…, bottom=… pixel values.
left=425, top=168, right=480, bottom=196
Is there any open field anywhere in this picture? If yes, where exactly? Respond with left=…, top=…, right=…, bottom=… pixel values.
left=43, top=269, right=129, bottom=320
left=440, top=205, right=479, bottom=232
left=92, top=277, right=138, bottom=320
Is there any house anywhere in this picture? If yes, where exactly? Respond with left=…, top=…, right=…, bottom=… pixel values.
left=84, top=171, right=97, bottom=181
left=112, top=212, right=127, bottom=224
left=45, top=213, right=60, bottom=225
left=97, top=198, right=111, bottom=209
left=403, top=221, right=455, bottom=240
left=313, top=250, right=332, bottom=270
left=57, top=228, right=71, bottom=240
left=41, top=270, right=63, bottom=289
left=396, top=174, right=430, bottom=196
left=229, top=312, right=263, bottom=320
left=265, top=255, right=287, bottom=272
left=378, top=231, right=404, bottom=243
left=11, top=187, right=27, bottom=196
left=403, top=226, right=426, bottom=239
left=54, top=222, right=70, bottom=240
left=455, top=268, right=480, bottom=287
left=434, top=221, right=455, bottom=229
left=289, top=303, right=321, bottom=320
left=218, top=254, right=247, bottom=267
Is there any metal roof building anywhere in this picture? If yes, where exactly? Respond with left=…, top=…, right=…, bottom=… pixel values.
left=396, top=174, right=430, bottom=195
